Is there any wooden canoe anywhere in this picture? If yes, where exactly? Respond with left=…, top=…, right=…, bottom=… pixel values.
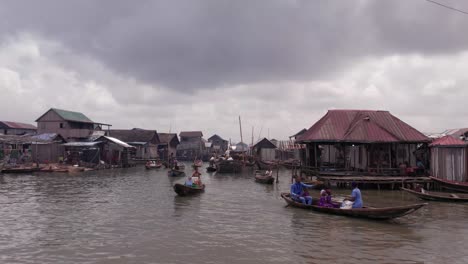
left=255, top=171, right=274, bottom=184
left=216, top=160, right=243, bottom=173
left=192, top=161, right=203, bottom=168
left=173, top=183, right=205, bottom=196
left=168, top=169, right=186, bottom=177
left=401, top=187, right=468, bottom=202
left=430, top=176, right=468, bottom=193
left=145, top=163, right=162, bottom=169
left=1, top=167, right=41, bottom=173
left=256, top=160, right=278, bottom=170
left=38, top=167, right=69, bottom=173
left=206, top=166, right=217, bottom=172
left=280, top=193, right=426, bottom=220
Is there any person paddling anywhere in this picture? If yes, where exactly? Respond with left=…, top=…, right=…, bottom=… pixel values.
left=344, top=182, right=363, bottom=208
left=290, top=175, right=314, bottom=205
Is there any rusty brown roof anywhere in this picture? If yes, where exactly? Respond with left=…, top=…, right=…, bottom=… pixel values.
left=430, top=135, right=467, bottom=147
left=0, top=121, right=37, bottom=130
left=297, top=110, right=429, bottom=143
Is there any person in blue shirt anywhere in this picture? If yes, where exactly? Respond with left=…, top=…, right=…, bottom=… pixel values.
left=290, top=175, right=314, bottom=205
left=344, top=182, right=363, bottom=208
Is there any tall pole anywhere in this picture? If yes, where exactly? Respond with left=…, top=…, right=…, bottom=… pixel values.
left=239, top=116, right=243, bottom=143
left=251, top=126, right=254, bottom=146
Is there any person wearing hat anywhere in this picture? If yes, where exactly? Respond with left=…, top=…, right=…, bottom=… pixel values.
left=344, top=182, right=363, bottom=208
left=290, top=175, right=314, bottom=205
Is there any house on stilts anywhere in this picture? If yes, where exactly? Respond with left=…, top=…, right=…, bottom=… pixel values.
left=296, top=110, right=431, bottom=184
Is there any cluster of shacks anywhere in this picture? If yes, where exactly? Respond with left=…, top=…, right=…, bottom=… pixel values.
left=3, top=107, right=468, bottom=181
left=0, top=108, right=182, bottom=168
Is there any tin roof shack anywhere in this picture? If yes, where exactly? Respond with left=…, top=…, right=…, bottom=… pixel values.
left=0, top=133, right=64, bottom=165
left=107, top=129, right=160, bottom=160
left=208, top=134, right=229, bottom=154
left=252, top=138, right=277, bottom=161
left=63, top=136, right=135, bottom=168
left=158, top=133, right=180, bottom=161
left=430, top=136, right=468, bottom=182
left=0, top=121, right=37, bottom=135
left=289, top=129, right=307, bottom=140
left=31, top=133, right=66, bottom=164
left=36, top=108, right=111, bottom=141
left=177, top=131, right=204, bottom=160
left=297, top=110, right=430, bottom=175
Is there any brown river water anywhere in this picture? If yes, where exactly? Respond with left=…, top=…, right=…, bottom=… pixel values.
left=0, top=162, right=467, bottom=264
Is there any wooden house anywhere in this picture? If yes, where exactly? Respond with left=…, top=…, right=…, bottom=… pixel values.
left=208, top=134, right=228, bottom=154
left=177, top=131, right=204, bottom=160
left=35, top=108, right=111, bottom=141
left=0, top=121, right=37, bottom=135
left=297, top=110, right=430, bottom=174
left=31, top=133, right=66, bottom=164
left=106, top=129, right=160, bottom=160
left=252, top=138, right=277, bottom=161
left=430, top=135, right=468, bottom=182
left=157, top=133, right=180, bottom=161
left=0, top=133, right=65, bottom=164
left=62, top=136, right=134, bottom=167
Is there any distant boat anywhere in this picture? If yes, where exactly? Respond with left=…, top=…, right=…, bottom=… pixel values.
left=216, top=160, right=243, bottom=173
left=430, top=176, right=468, bottom=193
left=256, top=160, right=278, bottom=170
left=254, top=170, right=274, bottom=184
left=206, top=166, right=217, bottom=172
left=173, top=183, right=205, bottom=196
left=168, top=169, right=185, bottom=177
left=402, top=187, right=468, bottom=202
left=145, top=161, right=162, bottom=169
left=1, top=167, right=41, bottom=174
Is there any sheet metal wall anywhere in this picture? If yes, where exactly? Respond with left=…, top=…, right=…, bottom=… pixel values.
left=431, top=147, right=468, bottom=182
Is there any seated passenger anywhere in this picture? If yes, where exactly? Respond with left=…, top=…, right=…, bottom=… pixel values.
left=290, top=175, right=314, bottom=205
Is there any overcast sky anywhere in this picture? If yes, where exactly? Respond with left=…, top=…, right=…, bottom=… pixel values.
left=1, top=0, right=468, bottom=142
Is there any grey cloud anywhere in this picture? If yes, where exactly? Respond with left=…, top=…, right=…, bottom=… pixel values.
left=2, top=0, right=468, bottom=92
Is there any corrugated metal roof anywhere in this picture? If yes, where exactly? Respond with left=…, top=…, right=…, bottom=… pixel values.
left=430, top=135, right=468, bottom=147
left=102, top=136, right=135, bottom=148
left=297, top=110, right=430, bottom=143
left=180, top=131, right=203, bottom=138
left=108, top=129, right=160, bottom=144
left=63, top=141, right=102, bottom=147
left=0, top=121, right=37, bottom=130
left=52, top=108, right=94, bottom=123
left=253, top=138, right=277, bottom=149
left=158, top=133, right=180, bottom=145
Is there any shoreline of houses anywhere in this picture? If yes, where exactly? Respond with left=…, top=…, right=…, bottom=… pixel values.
left=1, top=107, right=467, bottom=185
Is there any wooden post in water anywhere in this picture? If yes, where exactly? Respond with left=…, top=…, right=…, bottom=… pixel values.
left=276, top=161, right=280, bottom=183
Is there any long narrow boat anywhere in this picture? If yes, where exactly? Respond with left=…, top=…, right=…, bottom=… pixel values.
left=280, top=193, right=426, bottom=220
left=168, top=169, right=186, bottom=177
left=256, top=160, right=278, bottom=170
left=401, top=187, right=468, bottom=202
left=254, top=171, right=274, bottom=184
left=206, top=166, right=217, bottom=172
left=192, top=160, right=203, bottom=168
left=430, top=176, right=468, bottom=193
left=38, top=167, right=69, bottom=173
left=216, top=160, right=243, bottom=173
left=1, top=167, right=41, bottom=173
left=173, top=183, right=205, bottom=196
left=145, top=163, right=162, bottom=169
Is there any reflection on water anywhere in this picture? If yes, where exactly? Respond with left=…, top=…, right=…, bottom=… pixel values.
left=0, top=163, right=467, bottom=264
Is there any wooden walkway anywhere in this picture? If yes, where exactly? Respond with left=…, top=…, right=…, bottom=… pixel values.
left=318, top=175, right=433, bottom=190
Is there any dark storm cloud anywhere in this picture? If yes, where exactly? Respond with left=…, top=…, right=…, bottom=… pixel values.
left=1, top=0, right=468, bottom=92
